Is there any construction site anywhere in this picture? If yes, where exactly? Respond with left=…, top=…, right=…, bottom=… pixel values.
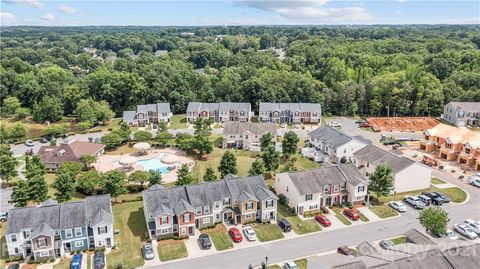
left=367, top=117, right=439, bottom=132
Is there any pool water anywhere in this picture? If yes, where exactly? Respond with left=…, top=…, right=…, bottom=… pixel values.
left=137, top=155, right=171, bottom=174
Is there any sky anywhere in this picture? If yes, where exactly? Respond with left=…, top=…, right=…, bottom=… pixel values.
left=0, top=0, right=479, bottom=26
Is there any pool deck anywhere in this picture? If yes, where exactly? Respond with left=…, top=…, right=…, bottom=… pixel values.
left=93, top=148, right=195, bottom=183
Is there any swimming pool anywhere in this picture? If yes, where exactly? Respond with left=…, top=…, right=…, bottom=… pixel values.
left=137, top=155, right=172, bottom=174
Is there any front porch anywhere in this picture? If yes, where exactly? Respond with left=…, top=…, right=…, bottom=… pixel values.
left=419, top=140, right=437, bottom=153
left=439, top=148, right=459, bottom=161
left=221, top=207, right=242, bottom=225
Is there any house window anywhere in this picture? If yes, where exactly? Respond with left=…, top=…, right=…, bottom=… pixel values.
left=266, top=200, right=274, bottom=208
left=334, top=185, right=339, bottom=192
left=323, top=185, right=329, bottom=194
left=216, top=214, right=220, bottom=220
left=245, top=214, right=252, bottom=219
left=286, top=186, right=289, bottom=192
left=195, top=207, right=202, bottom=215
left=358, top=186, right=365, bottom=192
left=184, top=214, right=191, bottom=223
left=23, top=230, right=31, bottom=239
left=14, top=247, right=19, bottom=254
left=75, top=228, right=82, bottom=237
left=39, top=251, right=49, bottom=257
left=38, top=238, right=46, bottom=248
left=215, top=201, right=220, bottom=209
left=10, top=234, right=17, bottom=243
left=203, top=218, right=211, bottom=224
left=223, top=198, right=230, bottom=205
left=245, top=202, right=254, bottom=210
left=309, top=205, right=318, bottom=210
left=65, top=229, right=73, bottom=238
left=97, top=226, right=107, bottom=234
left=234, top=200, right=238, bottom=204
left=74, top=241, right=84, bottom=248
left=366, top=162, right=369, bottom=168
left=305, top=194, right=313, bottom=201
left=204, top=206, right=210, bottom=214
left=161, top=215, right=169, bottom=225
left=160, top=228, right=170, bottom=234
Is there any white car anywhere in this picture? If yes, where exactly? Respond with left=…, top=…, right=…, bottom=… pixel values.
left=280, top=123, right=287, bottom=128
left=24, top=140, right=35, bottom=147
left=328, top=121, right=342, bottom=128
left=464, top=219, right=480, bottom=234
left=454, top=224, right=478, bottom=239
left=403, top=196, right=426, bottom=209
left=294, top=123, right=301, bottom=129
left=388, top=201, right=407, bottom=212
left=284, top=261, right=299, bottom=269
left=243, top=226, right=257, bottom=241
left=445, top=228, right=459, bottom=240
left=467, top=176, right=480, bottom=188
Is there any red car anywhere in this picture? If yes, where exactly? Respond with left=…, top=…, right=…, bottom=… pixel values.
left=315, top=214, right=331, bottom=227
left=359, top=122, right=371, bottom=128
left=343, top=209, right=360, bottom=221
left=337, top=246, right=352, bottom=256
left=228, top=227, right=243, bottom=243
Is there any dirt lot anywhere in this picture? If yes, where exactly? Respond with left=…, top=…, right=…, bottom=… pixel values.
left=367, top=117, right=439, bottom=132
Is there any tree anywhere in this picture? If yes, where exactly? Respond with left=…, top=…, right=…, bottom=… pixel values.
left=101, top=132, right=123, bottom=149
left=33, top=96, right=64, bottom=123
left=103, top=170, right=127, bottom=201
left=249, top=158, right=266, bottom=176
left=128, top=170, right=150, bottom=189
left=2, top=96, right=20, bottom=116
left=96, top=100, right=115, bottom=125
left=25, top=155, right=46, bottom=179
left=10, top=180, right=30, bottom=207
left=134, top=130, right=152, bottom=142
left=29, top=174, right=49, bottom=203
left=14, top=107, right=30, bottom=119
left=77, top=170, right=103, bottom=195
left=218, top=150, right=238, bottom=178
left=176, top=164, right=193, bottom=186
left=76, top=121, right=92, bottom=131
left=260, top=132, right=273, bottom=151
left=58, top=161, right=83, bottom=175
left=203, top=167, right=217, bottom=181
left=43, top=123, right=68, bottom=138
left=80, top=155, right=97, bottom=171
left=192, top=118, right=213, bottom=157
left=75, top=99, right=97, bottom=125
left=282, top=131, right=299, bottom=158
left=148, top=170, right=163, bottom=186
left=53, top=169, right=76, bottom=202
left=419, top=207, right=449, bottom=237
left=8, top=123, right=28, bottom=139
left=155, top=131, right=173, bottom=146
left=368, top=165, right=394, bottom=199
left=262, top=144, right=280, bottom=173
left=0, top=144, right=18, bottom=181
left=175, top=133, right=195, bottom=153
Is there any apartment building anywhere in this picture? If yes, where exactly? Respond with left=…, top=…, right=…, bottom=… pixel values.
left=6, top=195, right=114, bottom=261
left=222, top=122, right=277, bottom=151
left=143, top=175, right=278, bottom=240
left=258, top=103, right=321, bottom=124
left=122, top=103, right=172, bottom=126
left=186, top=102, right=252, bottom=123
left=442, top=102, right=480, bottom=127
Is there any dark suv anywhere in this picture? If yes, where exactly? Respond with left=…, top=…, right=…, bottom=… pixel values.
left=94, top=252, right=105, bottom=269
left=198, top=234, right=212, bottom=249
left=278, top=219, right=292, bottom=232
left=421, top=192, right=444, bottom=205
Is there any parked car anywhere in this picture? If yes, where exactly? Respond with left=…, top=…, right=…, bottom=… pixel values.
left=379, top=240, right=394, bottom=249
left=71, top=253, right=82, bottom=269
left=284, top=261, right=299, bottom=269
left=359, top=122, right=371, bottom=128
left=243, top=226, right=257, bottom=241
left=355, top=119, right=367, bottom=124
left=315, top=214, right=332, bottom=227
left=198, top=234, right=212, bottom=249
left=278, top=219, right=292, bottom=232
left=454, top=224, right=478, bottom=239
left=418, top=195, right=432, bottom=206
left=464, top=219, right=480, bottom=234
left=228, top=227, right=243, bottom=242
left=7, top=264, right=19, bottom=269
left=143, top=243, right=155, bottom=260
left=388, top=201, right=407, bottom=212
left=294, top=123, right=301, bottom=129
left=280, top=123, right=287, bottom=128
left=0, top=211, right=8, bottom=222
left=343, top=209, right=360, bottom=221
left=94, top=252, right=105, bottom=269
left=433, top=191, right=450, bottom=203
left=445, top=228, right=459, bottom=240
left=421, top=192, right=444, bottom=205
left=24, top=140, right=35, bottom=147
left=403, top=196, right=426, bottom=209
left=39, top=137, right=49, bottom=143
left=337, top=246, right=352, bottom=256
left=328, top=121, right=342, bottom=128
left=467, top=176, right=480, bottom=188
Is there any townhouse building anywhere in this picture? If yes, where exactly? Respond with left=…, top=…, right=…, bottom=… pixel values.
left=6, top=195, right=114, bottom=261
left=302, top=126, right=370, bottom=163
left=442, top=102, right=480, bottom=127
left=122, top=103, right=172, bottom=126
left=143, top=175, right=278, bottom=240
left=258, top=103, right=321, bottom=124
left=275, top=164, right=368, bottom=215
left=186, top=102, right=252, bottom=123
left=222, top=122, right=277, bottom=151
left=353, top=145, right=432, bottom=193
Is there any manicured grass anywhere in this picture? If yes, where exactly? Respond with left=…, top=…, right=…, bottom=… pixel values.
left=157, top=239, right=188, bottom=262
left=0, top=223, right=7, bottom=269
left=286, top=216, right=321, bottom=235
left=372, top=187, right=434, bottom=205
left=53, top=257, right=71, bottom=269
left=295, top=258, right=308, bottom=269
left=295, top=155, right=321, bottom=170
left=169, top=114, right=188, bottom=129
left=435, top=187, right=467, bottom=203
left=332, top=208, right=352, bottom=226
left=390, top=236, right=406, bottom=245
left=370, top=205, right=399, bottom=219
left=107, top=201, right=148, bottom=269
left=431, top=178, right=446, bottom=184
left=105, top=144, right=139, bottom=155
left=252, top=223, right=284, bottom=242
left=87, top=254, right=92, bottom=269
left=267, top=265, right=281, bottom=269
left=358, top=212, right=370, bottom=222
left=277, top=204, right=295, bottom=220
left=201, top=224, right=233, bottom=251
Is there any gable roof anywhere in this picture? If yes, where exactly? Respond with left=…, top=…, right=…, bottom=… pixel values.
left=259, top=102, right=321, bottom=113
left=187, top=102, right=251, bottom=113
left=308, top=126, right=367, bottom=147
left=449, top=102, right=480, bottom=112
left=223, top=122, right=276, bottom=136
left=405, top=228, right=436, bottom=245
left=85, top=195, right=113, bottom=226
left=353, top=145, right=415, bottom=173
left=30, top=223, right=55, bottom=238
left=122, top=111, right=136, bottom=123
left=38, top=140, right=105, bottom=164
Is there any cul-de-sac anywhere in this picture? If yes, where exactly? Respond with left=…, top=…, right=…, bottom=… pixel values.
left=1, top=3, right=480, bottom=269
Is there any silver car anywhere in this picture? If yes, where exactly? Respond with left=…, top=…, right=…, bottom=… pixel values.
left=143, top=243, right=155, bottom=260
left=464, top=219, right=480, bottom=235
left=388, top=201, right=407, bottom=212
left=243, top=226, right=257, bottom=241
left=454, top=224, right=478, bottom=239
left=403, top=196, right=426, bottom=209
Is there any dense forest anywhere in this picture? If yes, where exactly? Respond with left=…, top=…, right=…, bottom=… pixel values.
left=1, top=25, right=479, bottom=120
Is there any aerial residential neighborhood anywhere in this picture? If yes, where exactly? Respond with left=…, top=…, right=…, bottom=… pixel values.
left=1, top=2, right=480, bottom=269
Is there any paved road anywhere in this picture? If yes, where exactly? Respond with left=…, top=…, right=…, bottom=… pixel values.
left=146, top=169, right=479, bottom=269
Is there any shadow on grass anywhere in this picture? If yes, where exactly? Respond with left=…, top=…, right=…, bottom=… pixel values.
left=127, top=206, right=148, bottom=241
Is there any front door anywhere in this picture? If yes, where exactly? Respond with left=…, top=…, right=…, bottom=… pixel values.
left=297, top=206, right=304, bottom=215
left=25, top=246, right=32, bottom=255
left=326, top=197, right=332, bottom=206
left=64, top=242, right=71, bottom=252
left=188, top=226, right=194, bottom=235
left=236, top=215, right=241, bottom=224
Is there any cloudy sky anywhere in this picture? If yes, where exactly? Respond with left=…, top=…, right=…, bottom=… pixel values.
left=1, top=0, right=479, bottom=26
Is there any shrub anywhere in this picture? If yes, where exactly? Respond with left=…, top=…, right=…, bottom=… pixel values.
left=320, top=206, right=329, bottom=214
left=304, top=209, right=322, bottom=217
left=278, top=194, right=288, bottom=206
left=76, top=121, right=92, bottom=132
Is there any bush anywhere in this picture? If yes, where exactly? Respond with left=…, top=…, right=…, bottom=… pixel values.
left=289, top=207, right=297, bottom=215
left=278, top=194, right=288, bottom=206
left=342, top=201, right=353, bottom=208
left=320, top=206, right=329, bottom=214
left=76, top=121, right=93, bottom=132
left=304, top=209, right=322, bottom=217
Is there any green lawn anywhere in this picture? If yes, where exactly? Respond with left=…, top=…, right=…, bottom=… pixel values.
left=358, top=212, right=370, bottom=222
left=332, top=208, right=352, bottom=226
left=201, top=224, right=233, bottom=251
left=294, top=155, right=321, bottom=170
left=435, top=187, right=467, bottom=203
left=0, top=223, right=7, bottom=269
left=157, top=239, right=188, bottom=262
left=286, top=217, right=321, bottom=235
left=431, top=178, right=446, bottom=185
left=370, top=205, right=399, bottom=219
left=267, top=265, right=282, bottom=269
left=390, top=236, right=406, bottom=245
left=169, top=114, right=188, bottom=129
left=87, top=254, right=92, bottom=269
left=252, top=223, right=284, bottom=242
left=107, top=201, right=148, bottom=269
left=372, top=186, right=467, bottom=205
left=53, top=257, right=71, bottom=269
left=295, top=258, right=308, bottom=269
left=277, top=204, right=295, bottom=219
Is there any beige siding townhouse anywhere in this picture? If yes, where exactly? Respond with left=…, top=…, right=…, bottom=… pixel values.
left=442, top=102, right=480, bottom=127
left=222, top=122, right=277, bottom=151
left=186, top=102, right=252, bottom=123
left=259, top=103, right=321, bottom=124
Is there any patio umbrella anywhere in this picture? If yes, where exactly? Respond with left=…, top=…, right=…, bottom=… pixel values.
left=119, top=156, right=137, bottom=167
left=133, top=142, right=151, bottom=154
left=161, top=154, right=179, bottom=164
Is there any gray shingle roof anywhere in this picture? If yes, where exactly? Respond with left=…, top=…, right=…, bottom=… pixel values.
left=238, top=191, right=259, bottom=203
left=404, top=228, right=436, bottom=245
left=353, top=145, right=415, bottom=173
left=91, top=209, right=114, bottom=226
left=223, top=122, right=276, bottom=136
left=30, top=223, right=55, bottom=238
left=173, top=199, right=194, bottom=215
left=60, top=201, right=87, bottom=229
left=443, top=243, right=480, bottom=269
left=449, top=102, right=480, bottom=112
left=156, top=103, right=171, bottom=114
left=255, top=187, right=277, bottom=201
left=259, top=103, right=321, bottom=113
left=187, top=102, right=251, bottom=113
left=218, top=102, right=251, bottom=113
left=123, top=111, right=136, bottom=123
left=308, top=126, right=361, bottom=147
left=86, top=195, right=113, bottom=226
